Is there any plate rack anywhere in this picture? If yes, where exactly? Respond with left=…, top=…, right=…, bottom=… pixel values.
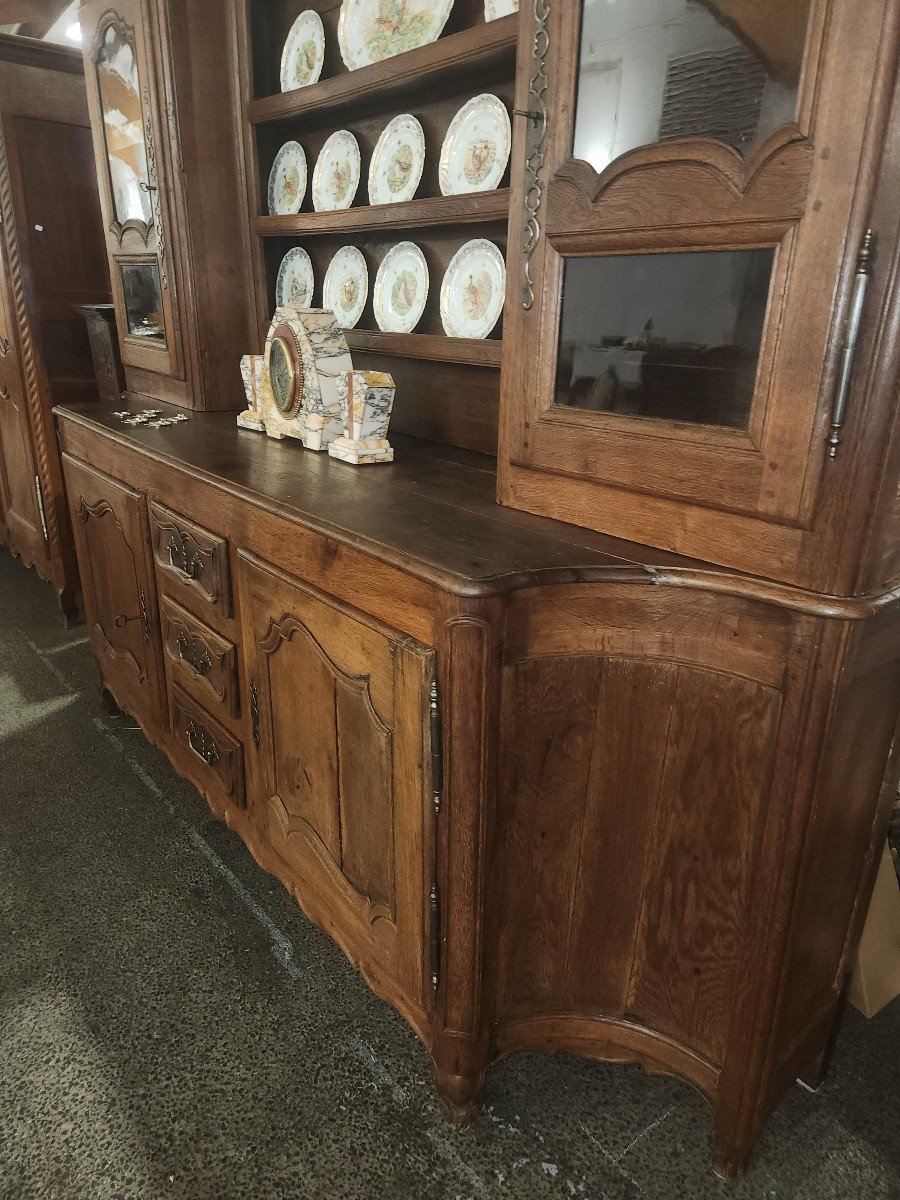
left=232, top=1, right=521, bottom=455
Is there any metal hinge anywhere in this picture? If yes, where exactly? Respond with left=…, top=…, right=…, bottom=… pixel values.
left=827, top=228, right=875, bottom=458
left=430, top=678, right=443, bottom=816
left=430, top=881, right=441, bottom=991
left=34, top=475, right=48, bottom=543
left=250, top=680, right=260, bottom=748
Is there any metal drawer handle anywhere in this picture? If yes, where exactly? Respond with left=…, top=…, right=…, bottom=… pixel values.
left=167, top=532, right=204, bottom=581
left=177, top=629, right=212, bottom=677
left=187, top=720, right=219, bottom=766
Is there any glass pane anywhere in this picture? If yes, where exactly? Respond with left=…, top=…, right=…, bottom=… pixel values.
left=120, top=262, right=166, bottom=342
left=573, top=0, right=811, bottom=173
left=555, top=249, right=774, bottom=429
left=96, top=21, right=153, bottom=227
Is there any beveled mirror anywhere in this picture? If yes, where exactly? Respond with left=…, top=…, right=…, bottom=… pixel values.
left=93, top=15, right=153, bottom=240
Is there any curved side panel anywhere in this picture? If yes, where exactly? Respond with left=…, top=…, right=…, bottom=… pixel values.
left=492, top=1015, right=719, bottom=1103
left=489, top=582, right=790, bottom=1074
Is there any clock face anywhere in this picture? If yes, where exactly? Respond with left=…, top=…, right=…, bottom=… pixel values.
left=269, top=335, right=297, bottom=414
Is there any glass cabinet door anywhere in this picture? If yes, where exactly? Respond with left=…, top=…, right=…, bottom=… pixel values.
left=500, top=0, right=890, bottom=582
left=81, top=0, right=183, bottom=380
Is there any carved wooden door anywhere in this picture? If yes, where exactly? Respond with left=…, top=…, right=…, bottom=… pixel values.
left=238, top=552, right=436, bottom=1014
left=0, top=237, right=44, bottom=565
left=62, top=454, right=164, bottom=729
left=500, top=0, right=896, bottom=584
left=79, top=0, right=183, bottom=380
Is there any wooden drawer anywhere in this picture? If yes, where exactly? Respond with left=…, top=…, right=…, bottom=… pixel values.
left=161, top=596, right=239, bottom=719
left=150, top=501, right=231, bottom=618
left=171, top=686, right=244, bottom=809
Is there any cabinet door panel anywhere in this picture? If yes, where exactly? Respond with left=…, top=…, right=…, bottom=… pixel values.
left=500, top=0, right=895, bottom=582
left=62, top=454, right=164, bottom=729
left=239, top=551, right=434, bottom=1009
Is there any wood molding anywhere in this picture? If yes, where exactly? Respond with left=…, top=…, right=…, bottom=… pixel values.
left=0, top=31, right=83, bottom=74
left=0, top=118, right=59, bottom=554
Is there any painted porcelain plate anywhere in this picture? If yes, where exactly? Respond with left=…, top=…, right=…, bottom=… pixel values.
left=280, top=10, right=325, bottom=92
left=373, top=241, right=429, bottom=334
left=439, top=94, right=511, bottom=195
left=484, top=0, right=519, bottom=19
left=323, top=246, right=368, bottom=328
left=440, top=238, right=506, bottom=339
left=312, top=131, right=361, bottom=212
left=337, top=0, right=454, bottom=70
left=268, top=141, right=307, bottom=214
left=276, top=246, right=315, bottom=309
left=368, top=114, right=426, bottom=206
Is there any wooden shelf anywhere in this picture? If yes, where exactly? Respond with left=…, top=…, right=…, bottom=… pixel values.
left=256, top=190, right=510, bottom=238
left=347, top=329, right=502, bottom=368
left=247, top=16, right=519, bottom=127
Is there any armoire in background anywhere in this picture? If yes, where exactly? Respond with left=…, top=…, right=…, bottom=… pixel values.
left=0, top=33, right=110, bottom=622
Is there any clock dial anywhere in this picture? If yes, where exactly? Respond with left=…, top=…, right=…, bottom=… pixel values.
left=270, top=335, right=297, bottom=414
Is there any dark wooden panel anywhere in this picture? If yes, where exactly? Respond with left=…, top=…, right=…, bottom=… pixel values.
left=776, top=611, right=900, bottom=1043
left=626, top=669, right=781, bottom=1066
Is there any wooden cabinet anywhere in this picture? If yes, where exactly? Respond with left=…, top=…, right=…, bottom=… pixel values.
left=54, top=0, right=900, bottom=1181
left=62, top=454, right=164, bottom=730
left=54, top=404, right=900, bottom=1178
left=79, top=0, right=253, bottom=411
left=0, top=36, right=111, bottom=618
left=239, top=552, right=436, bottom=1020
left=499, top=0, right=900, bottom=592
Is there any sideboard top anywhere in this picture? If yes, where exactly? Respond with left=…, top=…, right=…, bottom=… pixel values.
left=54, top=400, right=900, bottom=616
left=54, top=400, right=702, bottom=590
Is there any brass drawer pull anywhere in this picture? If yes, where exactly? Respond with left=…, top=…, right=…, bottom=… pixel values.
left=177, top=629, right=212, bottom=677
left=187, top=720, right=219, bottom=766
left=168, top=532, right=204, bottom=580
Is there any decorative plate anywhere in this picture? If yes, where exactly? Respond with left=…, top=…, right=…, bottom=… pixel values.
left=268, top=141, right=307, bottom=215
left=323, top=246, right=368, bottom=328
left=276, top=246, right=315, bottom=309
left=373, top=242, right=429, bottom=334
left=280, top=10, right=325, bottom=92
left=439, top=94, right=511, bottom=195
left=484, top=0, right=519, bottom=20
left=368, top=114, right=426, bottom=206
left=337, top=0, right=454, bottom=70
left=440, top=238, right=506, bottom=339
left=312, top=131, right=361, bottom=212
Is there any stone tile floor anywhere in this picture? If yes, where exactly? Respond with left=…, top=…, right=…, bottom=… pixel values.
left=0, top=551, right=897, bottom=1200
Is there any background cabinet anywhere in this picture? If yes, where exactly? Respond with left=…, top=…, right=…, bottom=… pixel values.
left=0, top=35, right=111, bottom=619
left=79, top=0, right=254, bottom=411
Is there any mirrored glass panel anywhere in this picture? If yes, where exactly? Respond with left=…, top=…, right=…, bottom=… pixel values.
left=555, top=249, right=774, bottom=429
left=120, top=262, right=165, bottom=343
left=573, top=0, right=811, bottom=173
left=96, top=21, right=153, bottom=227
